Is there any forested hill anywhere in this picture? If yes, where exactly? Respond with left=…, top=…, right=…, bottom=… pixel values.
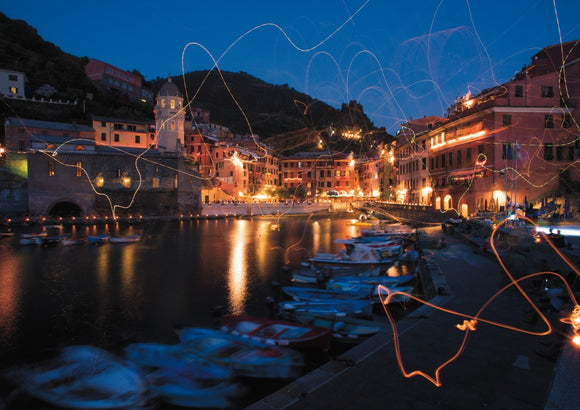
left=0, top=12, right=393, bottom=153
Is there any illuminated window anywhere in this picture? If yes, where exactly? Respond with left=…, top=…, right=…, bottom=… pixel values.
left=96, top=174, right=104, bottom=187
left=170, top=99, right=175, bottom=109
left=46, top=143, right=56, bottom=150
left=152, top=177, right=160, bottom=188
left=161, top=99, right=166, bottom=108
left=171, top=121, right=175, bottom=130
left=174, top=174, right=178, bottom=189
left=75, top=161, right=82, bottom=177
left=9, top=87, right=17, bottom=94
left=122, top=176, right=131, bottom=188
left=48, top=160, right=55, bottom=176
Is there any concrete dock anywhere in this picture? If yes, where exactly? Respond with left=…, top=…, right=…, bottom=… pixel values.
left=248, top=226, right=579, bottom=410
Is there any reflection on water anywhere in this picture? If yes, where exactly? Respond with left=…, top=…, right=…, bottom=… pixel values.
left=228, top=219, right=249, bottom=315
left=0, top=217, right=393, bottom=365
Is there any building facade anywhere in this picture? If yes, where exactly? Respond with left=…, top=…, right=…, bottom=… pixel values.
left=84, top=59, right=142, bottom=101
left=92, top=116, right=156, bottom=150
left=0, top=69, right=26, bottom=99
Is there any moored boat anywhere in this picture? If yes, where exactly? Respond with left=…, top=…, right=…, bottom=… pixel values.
left=278, top=299, right=374, bottom=320
left=61, top=237, right=86, bottom=246
left=293, top=311, right=381, bottom=341
left=87, top=234, right=111, bottom=244
left=110, top=234, right=141, bottom=243
left=2, top=345, right=147, bottom=409
left=281, top=285, right=373, bottom=301
left=219, top=314, right=332, bottom=351
left=178, top=327, right=304, bottom=379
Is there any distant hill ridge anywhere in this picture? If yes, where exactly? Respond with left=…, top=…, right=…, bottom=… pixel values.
left=0, top=12, right=391, bottom=154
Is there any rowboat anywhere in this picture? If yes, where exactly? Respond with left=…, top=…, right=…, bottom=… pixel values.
left=87, top=234, right=111, bottom=245
left=125, top=343, right=240, bottom=408
left=219, top=314, right=332, bottom=351
left=178, top=327, right=304, bottom=379
left=281, top=286, right=373, bottom=301
left=278, top=299, right=374, bottom=320
left=110, top=234, right=141, bottom=243
left=326, top=274, right=415, bottom=293
left=19, top=232, right=47, bottom=246
left=3, top=345, right=147, bottom=409
left=293, top=311, right=381, bottom=342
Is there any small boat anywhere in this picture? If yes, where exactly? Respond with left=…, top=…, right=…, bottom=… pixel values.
left=3, top=345, right=147, bottom=409
left=35, top=235, right=68, bottom=246
left=19, top=232, right=47, bottom=246
left=87, top=234, right=111, bottom=245
left=125, top=343, right=240, bottom=408
left=398, top=250, right=420, bottom=262
left=282, top=286, right=373, bottom=301
left=178, top=327, right=304, bottom=379
left=326, top=273, right=415, bottom=290
left=278, top=299, right=374, bottom=320
left=110, top=234, right=141, bottom=243
left=219, top=314, right=332, bottom=351
left=293, top=311, right=381, bottom=341
left=61, top=237, right=86, bottom=247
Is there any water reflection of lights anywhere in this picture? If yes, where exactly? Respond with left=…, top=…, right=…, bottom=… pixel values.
left=228, top=220, right=249, bottom=315
left=312, top=221, right=320, bottom=256
left=0, top=252, right=23, bottom=346
left=536, top=226, right=580, bottom=237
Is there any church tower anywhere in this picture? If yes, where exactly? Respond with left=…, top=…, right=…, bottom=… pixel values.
left=154, top=78, right=184, bottom=153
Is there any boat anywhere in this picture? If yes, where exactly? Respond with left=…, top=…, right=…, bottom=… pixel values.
left=61, top=237, right=86, bottom=246
left=219, top=314, right=332, bottom=351
left=87, top=234, right=111, bottom=244
left=35, top=234, right=68, bottom=246
left=125, top=343, right=240, bottom=408
left=308, top=239, right=402, bottom=275
left=19, top=232, right=47, bottom=246
left=326, top=273, right=415, bottom=290
left=110, top=234, right=141, bottom=243
left=281, top=285, right=373, bottom=301
left=178, top=327, right=304, bottom=379
left=2, top=345, right=147, bottom=409
left=398, top=250, right=420, bottom=262
left=293, top=311, right=381, bottom=342
left=277, top=299, right=374, bottom=320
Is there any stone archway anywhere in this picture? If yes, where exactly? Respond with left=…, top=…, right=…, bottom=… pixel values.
left=48, top=201, right=83, bottom=218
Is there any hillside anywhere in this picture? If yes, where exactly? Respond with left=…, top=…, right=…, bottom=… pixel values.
left=0, top=12, right=393, bottom=154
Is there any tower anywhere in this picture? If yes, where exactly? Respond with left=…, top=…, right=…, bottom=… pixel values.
left=154, top=78, right=184, bottom=153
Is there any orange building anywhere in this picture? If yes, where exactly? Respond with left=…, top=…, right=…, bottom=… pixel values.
left=92, top=116, right=156, bottom=150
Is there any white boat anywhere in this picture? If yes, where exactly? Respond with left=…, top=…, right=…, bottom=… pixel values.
left=308, top=239, right=402, bottom=275
left=293, top=312, right=381, bottom=342
left=326, top=273, right=415, bottom=289
left=87, top=234, right=111, bottom=244
left=110, top=234, right=141, bottom=243
left=178, top=327, right=304, bottom=379
left=125, top=343, right=240, bottom=408
left=3, top=345, right=147, bottom=409
left=278, top=299, right=374, bottom=320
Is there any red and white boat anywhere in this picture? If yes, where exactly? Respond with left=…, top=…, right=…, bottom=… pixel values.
left=219, top=314, right=332, bottom=351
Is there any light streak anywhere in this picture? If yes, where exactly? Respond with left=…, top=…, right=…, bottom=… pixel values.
left=378, top=214, right=580, bottom=387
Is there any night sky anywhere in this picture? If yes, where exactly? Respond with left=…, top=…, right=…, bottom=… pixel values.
left=4, top=0, right=580, bottom=131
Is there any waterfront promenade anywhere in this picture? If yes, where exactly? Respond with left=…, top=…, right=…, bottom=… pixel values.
left=249, top=226, right=579, bottom=410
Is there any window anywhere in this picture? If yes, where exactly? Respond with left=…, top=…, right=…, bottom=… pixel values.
left=502, top=143, right=513, bottom=160
left=441, top=154, right=446, bottom=168
left=307, top=171, right=312, bottom=178
left=161, top=99, right=166, bottom=108
left=503, top=114, right=512, bottom=127
left=114, top=123, right=123, bottom=130
left=8, top=74, right=18, bottom=81
left=422, top=158, right=427, bottom=169
left=116, top=168, right=122, bottom=177
left=515, top=85, right=523, bottom=97
left=75, top=161, right=82, bottom=177
left=127, top=125, right=136, bottom=131
left=96, top=174, right=104, bottom=187
left=170, top=100, right=175, bottom=109
left=114, top=134, right=120, bottom=142
left=135, top=135, right=140, bottom=144
left=478, top=144, right=484, bottom=154
left=457, top=150, right=462, bottom=166
left=171, top=121, right=175, bottom=130
left=563, top=114, right=571, bottom=128
left=327, top=181, right=331, bottom=187
left=9, top=87, right=17, bottom=94
left=101, top=121, right=106, bottom=127
left=327, top=170, right=331, bottom=177
left=48, top=160, right=55, bottom=176
left=568, top=147, right=575, bottom=161
left=336, top=170, right=341, bottom=177
left=448, top=152, right=453, bottom=167
left=101, top=132, right=106, bottom=141
left=541, top=86, right=554, bottom=98
left=122, top=176, right=131, bottom=188
left=435, top=156, right=439, bottom=169
left=556, top=146, right=563, bottom=161
left=545, top=115, right=554, bottom=128
left=544, top=143, right=553, bottom=160
left=466, top=148, right=472, bottom=164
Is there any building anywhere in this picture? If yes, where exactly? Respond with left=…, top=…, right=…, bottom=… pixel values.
left=0, top=69, right=26, bottom=99
left=281, top=151, right=356, bottom=198
left=423, top=41, right=580, bottom=217
left=395, top=116, right=447, bottom=205
left=154, top=79, right=185, bottom=153
left=84, top=59, right=142, bottom=101
left=357, top=157, right=382, bottom=198
left=92, top=116, right=156, bottom=150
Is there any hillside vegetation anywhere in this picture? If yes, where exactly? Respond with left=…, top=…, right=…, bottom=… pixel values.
left=0, top=12, right=392, bottom=155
